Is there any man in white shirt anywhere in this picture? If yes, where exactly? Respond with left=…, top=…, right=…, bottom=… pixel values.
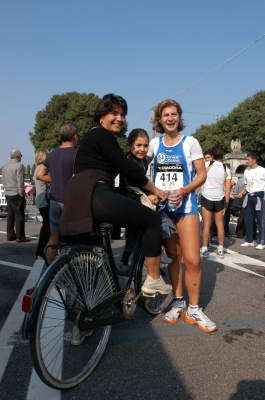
left=237, top=152, right=265, bottom=249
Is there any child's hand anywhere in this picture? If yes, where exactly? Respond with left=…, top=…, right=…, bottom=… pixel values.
left=151, top=187, right=168, bottom=202
left=148, top=194, right=160, bottom=205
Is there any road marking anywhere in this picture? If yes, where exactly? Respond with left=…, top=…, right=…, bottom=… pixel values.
left=0, top=259, right=44, bottom=382
left=27, top=369, right=61, bottom=399
left=206, top=245, right=265, bottom=278
left=0, top=261, right=31, bottom=270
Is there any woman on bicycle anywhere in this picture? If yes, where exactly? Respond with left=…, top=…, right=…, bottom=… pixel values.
left=60, top=94, right=172, bottom=297
left=146, top=99, right=217, bottom=333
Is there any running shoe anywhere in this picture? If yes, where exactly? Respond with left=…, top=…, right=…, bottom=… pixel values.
left=215, top=250, right=224, bottom=259
left=160, top=252, right=173, bottom=264
left=71, top=326, right=93, bottom=346
left=201, top=249, right=210, bottom=258
left=185, top=307, right=218, bottom=332
left=142, top=275, right=172, bottom=295
left=163, top=299, right=186, bottom=324
left=256, top=244, right=265, bottom=250
left=240, top=242, right=254, bottom=247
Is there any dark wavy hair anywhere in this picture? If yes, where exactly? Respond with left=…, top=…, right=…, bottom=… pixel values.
left=93, top=93, right=128, bottom=127
left=152, top=99, right=186, bottom=134
left=127, top=128, right=149, bottom=145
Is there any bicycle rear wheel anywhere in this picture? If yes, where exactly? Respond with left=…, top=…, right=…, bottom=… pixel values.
left=135, top=251, right=173, bottom=315
left=30, top=250, right=116, bottom=390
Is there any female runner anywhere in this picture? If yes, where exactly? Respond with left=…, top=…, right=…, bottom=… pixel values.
left=146, top=99, right=217, bottom=333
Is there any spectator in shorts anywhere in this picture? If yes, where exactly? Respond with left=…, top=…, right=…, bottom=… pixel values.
left=200, top=145, right=231, bottom=259
left=37, top=123, right=78, bottom=264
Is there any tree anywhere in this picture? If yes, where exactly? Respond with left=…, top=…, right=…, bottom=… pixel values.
left=31, top=164, right=36, bottom=180
left=26, top=164, right=31, bottom=180
left=29, top=91, right=128, bottom=153
left=193, top=90, right=265, bottom=163
left=29, top=92, right=101, bottom=150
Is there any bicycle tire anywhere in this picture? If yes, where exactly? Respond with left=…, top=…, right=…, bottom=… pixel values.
left=30, top=249, right=116, bottom=390
left=135, top=251, right=173, bottom=315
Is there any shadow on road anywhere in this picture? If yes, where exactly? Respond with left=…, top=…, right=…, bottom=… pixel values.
left=230, top=379, right=265, bottom=400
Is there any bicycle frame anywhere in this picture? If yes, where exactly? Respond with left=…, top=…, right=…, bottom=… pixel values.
left=23, top=228, right=145, bottom=340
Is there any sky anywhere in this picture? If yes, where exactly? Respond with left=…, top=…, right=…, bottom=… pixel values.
left=0, top=0, right=264, bottom=167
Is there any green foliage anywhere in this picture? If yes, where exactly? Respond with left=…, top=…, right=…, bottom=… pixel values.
left=29, top=92, right=101, bottom=150
left=26, top=164, right=31, bottom=180
left=116, top=137, right=127, bottom=153
left=193, top=90, right=265, bottom=162
left=115, top=122, right=128, bottom=153
left=31, top=164, right=36, bottom=179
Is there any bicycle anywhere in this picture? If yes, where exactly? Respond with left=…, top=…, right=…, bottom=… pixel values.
left=22, top=222, right=173, bottom=390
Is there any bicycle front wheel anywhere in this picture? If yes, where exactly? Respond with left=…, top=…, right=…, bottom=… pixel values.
left=135, top=253, right=173, bottom=315
left=30, top=250, right=116, bottom=390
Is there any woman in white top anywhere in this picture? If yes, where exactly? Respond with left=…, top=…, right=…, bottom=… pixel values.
left=200, top=145, right=231, bottom=258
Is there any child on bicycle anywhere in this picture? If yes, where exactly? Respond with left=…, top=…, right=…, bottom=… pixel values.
left=118, top=128, right=176, bottom=274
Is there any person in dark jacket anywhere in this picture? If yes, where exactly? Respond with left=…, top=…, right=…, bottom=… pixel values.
left=59, top=94, right=172, bottom=345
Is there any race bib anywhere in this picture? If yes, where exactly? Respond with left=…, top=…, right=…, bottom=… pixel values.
left=155, top=164, right=184, bottom=190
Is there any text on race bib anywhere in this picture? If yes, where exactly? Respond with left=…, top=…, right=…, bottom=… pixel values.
left=155, top=164, right=184, bottom=190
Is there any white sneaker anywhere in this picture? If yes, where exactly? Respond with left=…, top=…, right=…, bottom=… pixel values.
left=160, top=252, right=173, bottom=264
left=240, top=242, right=254, bottom=247
left=256, top=244, right=265, bottom=250
left=142, top=275, right=172, bottom=295
left=71, top=326, right=93, bottom=346
left=201, top=249, right=210, bottom=258
left=215, top=250, right=224, bottom=259
left=185, top=307, right=217, bottom=332
left=163, top=299, right=186, bottom=323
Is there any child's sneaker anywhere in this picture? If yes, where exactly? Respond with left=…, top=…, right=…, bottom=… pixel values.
left=160, top=252, right=173, bottom=264
left=185, top=307, right=217, bottom=332
left=71, top=326, right=93, bottom=346
left=163, top=299, right=186, bottom=323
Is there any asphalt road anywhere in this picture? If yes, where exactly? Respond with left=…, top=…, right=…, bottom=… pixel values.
left=0, top=208, right=265, bottom=400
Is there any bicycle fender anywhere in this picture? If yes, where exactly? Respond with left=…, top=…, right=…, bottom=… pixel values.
left=23, top=253, right=69, bottom=340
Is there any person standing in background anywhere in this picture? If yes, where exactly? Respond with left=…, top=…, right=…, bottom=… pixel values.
left=37, top=123, right=78, bottom=264
left=34, top=149, right=50, bottom=260
left=203, top=150, right=213, bottom=162
left=2, top=149, right=29, bottom=242
left=237, top=152, right=265, bottom=249
left=200, top=145, right=231, bottom=259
